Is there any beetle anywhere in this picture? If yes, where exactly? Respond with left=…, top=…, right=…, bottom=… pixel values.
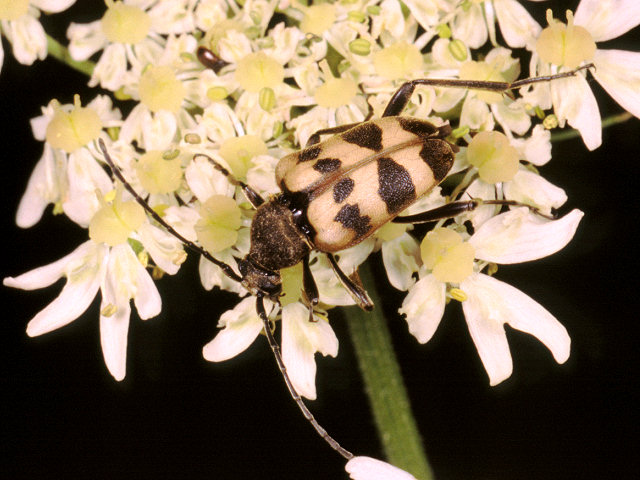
left=98, top=58, right=593, bottom=460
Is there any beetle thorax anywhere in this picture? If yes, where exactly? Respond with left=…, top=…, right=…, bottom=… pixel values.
left=247, top=198, right=311, bottom=272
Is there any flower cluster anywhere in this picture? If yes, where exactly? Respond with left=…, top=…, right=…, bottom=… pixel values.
left=3, top=0, right=639, bottom=478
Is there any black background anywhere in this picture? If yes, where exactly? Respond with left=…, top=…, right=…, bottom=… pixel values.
left=2, top=2, right=638, bottom=479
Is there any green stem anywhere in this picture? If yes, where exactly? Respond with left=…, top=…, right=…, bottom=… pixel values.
left=551, top=111, right=633, bottom=142
left=341, top=262, right=433, bottom=480
left=46, top=35, right=95, bottom=77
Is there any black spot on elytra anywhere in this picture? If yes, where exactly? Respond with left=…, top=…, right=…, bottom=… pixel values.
left=334, top=204, right=372, bottom=238
left=313, top=158, right=342, bottom=173
left=397, top=117, right=438, bottom=138
left=298, top=145, right=322, bottom=162
left=419, top=141, right=454, bottom=181
left=377, top=157, right=416, bottom=214
left=333, top=178, right=354, bottom=203
left=342, top=122, right=383, bottom=151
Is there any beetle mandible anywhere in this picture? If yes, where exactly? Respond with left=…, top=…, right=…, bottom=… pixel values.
left=99, top=59, right=593, bottom=460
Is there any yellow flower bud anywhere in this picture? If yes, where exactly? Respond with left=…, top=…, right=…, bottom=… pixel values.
left=373, top=42, right=423, bottom=80
left=139, top=66, right=185, bottom=113
left=314, top=77, right=358, bottom=108
left=421, top=228, right=475, bottom=283
left=467, top=131, right=519, bottom=184
left=195, top=195, right=242, bottom=253
left=135, top=150, right=183, bottom=195
left=235, top=52, right=284, bottom=93
left=101, top=2, right=151, bottom=45
left=0, top=0, right=28, bottom=20
left=46, top=98, right=102, bottom=153
left=219, top=135, right=268, bottom=179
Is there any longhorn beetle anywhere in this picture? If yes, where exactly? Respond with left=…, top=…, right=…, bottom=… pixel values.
left=98, top=60, right=593, bottom=461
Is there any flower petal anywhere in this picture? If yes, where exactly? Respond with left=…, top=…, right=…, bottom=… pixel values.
left=592, top=49, right=640, bottom=119
left=99, top=297, right=131, bottom=382
left=550, top=73, right=601, bottom=150
left=494, top=0, right=541, bottom=49
left=32, top=0, right=77, bottom=13
left=399, top=273, right=446, bottom=344
left=20, top=242, right=108, bottom=337
left=503, top=169, right=568, bottom=215
left=461, top=273, right=570, bottom=385
left=470, top=208, right=583, bottom=264
left=202, top=297, right=263, bottom=362
left=574, top=0, right=640, bottom=42
left=382, top=232, right=420, bottom=291
left=282, top=303, right=338, bottom=400
left=138, top=223, right=185, bottom=276
left=346, top=456, right=418, bottom=480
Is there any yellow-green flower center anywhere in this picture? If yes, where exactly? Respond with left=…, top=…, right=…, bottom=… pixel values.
left=536, top=10, right=596, bottom=69
left=89, top=190, right=146, bottom=246
left=45, top=99, right=102, bottom=153
left=195, top=195, right=242, bottom=253
left=373, top=42, right=423, bottom=80
left=101, top=2, right=151, bottom=45
left=280, top=263, right=304, bottom=306
left=138, top=66, right=185, bottom=113
left=300, top=4, right=336, bottom=36
left=219, top=135, right=268, bottom=179
left=0, top=0, right=28, bottom=20
left=314, top=77, right=358, bottom=108
left=135, top=150, right=183, bottom=195
left=235, top=52, right=284, bottom=93
left=421, top=228, right=475, bottom=283
left=467, top=131, right=519, bottom=183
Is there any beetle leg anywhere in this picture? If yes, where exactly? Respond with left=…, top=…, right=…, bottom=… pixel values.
left=382, top=63, right=594, bottom=117
left=194, top=153, right=265, bottom=208
left=306, top=123, right=361, bottom=147
left=326, top=253, right=374, bottom=311
left=392, top=199, right=556, bottom=224
left=98, top=139, right=243, bottom=283
left=302, top=254, right=319, bottom=322
left=255, top=294, right=354, bottom=460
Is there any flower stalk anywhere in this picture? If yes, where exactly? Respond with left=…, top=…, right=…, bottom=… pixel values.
left=342, top=262, right=434, bottom=480
left=46, top=35, right=94, bottom=77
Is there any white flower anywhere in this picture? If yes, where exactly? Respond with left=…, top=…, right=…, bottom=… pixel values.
left=202, top=299, right=338, bottom=400
left=3, top=239, right=161, bottom=381
left=400, top=208, right=583, bottom=385
left=0, top=0, right=77, bottom=72
left=532, top=1, right=640, bottom=150
left=345, top=456, right=418, bottom=480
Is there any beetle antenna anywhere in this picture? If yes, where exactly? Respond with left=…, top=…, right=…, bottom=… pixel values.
left=255, top=295, right=354, bottom=460
left=97, top=139, right=242, bottom=283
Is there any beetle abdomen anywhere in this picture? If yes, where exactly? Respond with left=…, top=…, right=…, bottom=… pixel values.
left=276, top=117, right=456, bottom=252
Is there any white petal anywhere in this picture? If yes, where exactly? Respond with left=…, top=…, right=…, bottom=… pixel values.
left=399, top=273, right=446, bottom=344
left=494, top=0, right=541, bottom=49
left=15, top=145, right=64, bottom=228
left=460, top=96, right=494, bottom=132
left=382, top=233, right=420, bottom=291
left=64, top=149, right=113, bottom=227
left=89, top=43, right=128, bottom=91
left=471, top=208, right=583, bottom=264
left=550, top=73, right=602, bottom=150
left=99, top=297, right=131, bottom=382
left=461, top=273, right=570, bottom=385
left=510, top=124, right=551, bottom=166
left=451, top=3, right=488, bottom=49
left=141, top=110, right=177, bottom=151
left=138, top=223, right=184, bottom=275
left=0, top=37, right=4, bottom=75
left=13, top=242, right=109, bottom=337
left=592, top=49, right=640, bottom=119
left=66, top=20, right=107, bottom=61
left=185, top=155, right=235, bottom=202
left=202, top=298, right=263, bottom=362
left=5, top=15, right=47, bottom=65
left=346, top=456, right=418, bottom=480
left=503, top=169, right=568, bottom=215
left=132, top=255, right=161, bottom=320
left=4, top=240, right=99, bottom=290
left=460, top=178, right=497, bottom=229
left=282, top=303, right=338, bottom=400
left=198, top=251, right=246, bottom=296
left=32, top=0, right=77, bottom=12
left=574, top=0, right=640, bottom=42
